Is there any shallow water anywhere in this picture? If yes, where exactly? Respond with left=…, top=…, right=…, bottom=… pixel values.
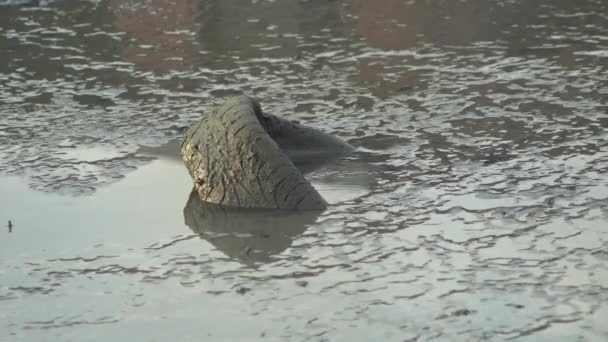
left=1, top=0, right=607, bottom=341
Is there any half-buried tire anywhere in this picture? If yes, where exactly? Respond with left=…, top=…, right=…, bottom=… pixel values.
left=180, top=95, right=353, bottom=210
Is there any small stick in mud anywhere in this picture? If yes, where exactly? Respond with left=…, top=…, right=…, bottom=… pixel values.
left=8, top=220, right=12, bottom=233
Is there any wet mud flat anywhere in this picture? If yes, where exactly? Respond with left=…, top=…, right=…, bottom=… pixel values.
left=1, top=0, right=608, bottom=341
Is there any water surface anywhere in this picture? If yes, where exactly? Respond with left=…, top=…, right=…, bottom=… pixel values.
left=1, top=0, right=607, bottom=341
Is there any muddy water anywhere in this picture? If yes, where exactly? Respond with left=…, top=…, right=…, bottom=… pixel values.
left=1, top=0, right=607, bottom=341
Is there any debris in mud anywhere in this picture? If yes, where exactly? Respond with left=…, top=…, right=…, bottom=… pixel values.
left=397, top=85, right=414, bottom=92
left=436, top=308, right=476, bottom=319
left=483, top=152, right=515, bottom=165
left=236, top=287, right=251, bottom=295
left=452, top=309, right=474, bottom=317
left=7, top=220, right=12, bottom=233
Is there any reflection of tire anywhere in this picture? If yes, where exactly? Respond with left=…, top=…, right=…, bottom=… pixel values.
left=183, top=190, right=320, bottom=264
left=181, top=95, right=353, bottom=210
